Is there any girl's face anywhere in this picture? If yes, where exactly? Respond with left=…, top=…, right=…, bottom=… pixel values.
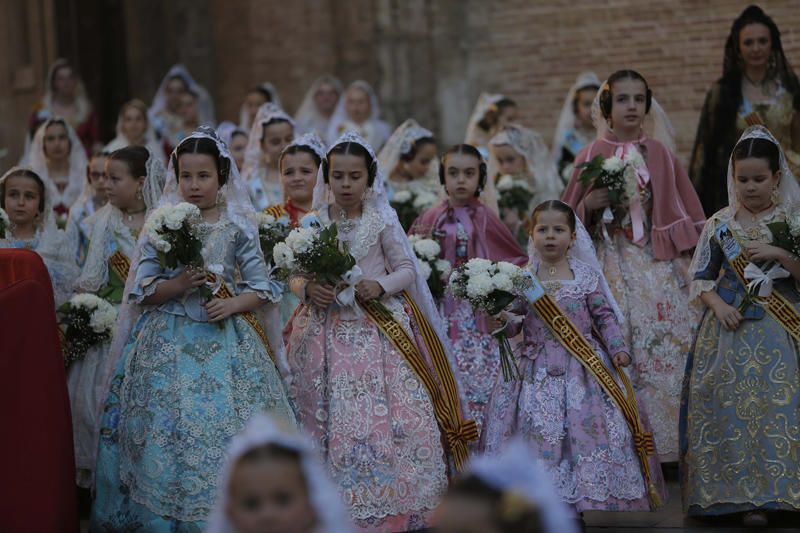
left=444, top=152, right=482, bottom=206
left=44, top=123, right=70, bottom=162
left=281, top=152, right=318, bottom=205
left=492, top=144, right=526, bottom=176
left=575, top=87, right=597, bottom=128
left=229, top=133, right=248, bottom=171
left=345, top=87, right=371, bottom=124
left=532, top=208, right=574, bottom=263
left=121, top=105, right=147, bottom=141
left=435, top=495, right=501, bottom=533
left=609, top=78, right=647, bottom=133
left=52, top=66, right=77, bottom=98
left=180, top=93, right=199, bottom=124
left=246, top=91, right=269, bottom=125
left=165, top=77, right=187, bottom=112
left=496, top=104, right=518, bottom=130
left=177, top=152, right=220, bottom=209
left=261, top=122, right=295, bottom=167
left=3, top=176, right=42, bottom=228
left=734, top=156, right=780, bottom=212
left=403, top=142, right=437, bottom=179
left=226, top=457, right=316, bottom=533
left=329, top=153, right=369, bottom=210
left=739, top=23, right=772, bottom=71
left=88, top=156, right=109, bottom=200
left=314, top=82, right=339, bottom=116
left=105, top=159, right=143, bottom=211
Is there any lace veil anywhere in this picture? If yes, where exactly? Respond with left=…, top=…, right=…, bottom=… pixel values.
left=324, top=80, right=389, bottom=147
left=526, top=203, right=624, bottom=323
left=377, top=118, right=437, bottom=183
left=26, top=117, right=89, bottom=210
left=104, top=99, right=164, bottom=160
left=294, top=75, right=342, bottom=136
left=688, top=125, right=800, bottom=295
left=550, top=72, right=600, bottom=177
left=467, top=439, right=579, bottom=533
left=148, top=64, right=216, bottom=128
left=313, top=130, right=468, bottom=403
left=206, top=413, right=354, bottom=533
left=489, top=123, right=559, bottom=205
left=464, top=92, right=505, bottom=148
left=242, top=103, right=296, bottom=183
left=239, top=82, right=282, bottom=131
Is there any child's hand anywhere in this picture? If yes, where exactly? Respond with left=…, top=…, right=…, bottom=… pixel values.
left=205, top=298, right=240, bottom=322
left=176, top=267, right=207, bottom=293
left=713, top=302, right=743, bottom=331
left=744, top=241, right=784, bottom=262
left=355, top=279, right=384, bottom=301
left=307, top=281, right=336, bottom=308
left=583, top=187, right=610, bottom=211
left=612, top=352, right=631, bottom=367
left=486, top=314, right=506, bottom=333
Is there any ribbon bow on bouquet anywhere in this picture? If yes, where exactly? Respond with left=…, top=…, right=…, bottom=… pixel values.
left=744, top=262, right=790, bottom=297
left=335, top=265, right=365, bottom=316
left=615, top=143, right=650, bottom=247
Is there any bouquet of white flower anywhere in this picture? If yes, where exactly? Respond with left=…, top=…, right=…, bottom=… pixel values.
left=409, top=234, right=452, bottom=299
left=449, top=258, right=531, bottom=381
left=144, top=202, right=205, bottom=269
left=58, top=293, right=117, bottom=367
left=496, top=174, right=534, bottom=215
left=254, top=212, right=292, bottom=273
left=391, top=188, right=440, bottom=231
left=0, top=207, right=9, bottom=238
left=577, top=147, right=643, bottom=207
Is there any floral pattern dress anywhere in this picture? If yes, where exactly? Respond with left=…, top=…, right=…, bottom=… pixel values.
left=680, top=206, right=800, bottom=516
left=90, top=214, right=296, bottom=531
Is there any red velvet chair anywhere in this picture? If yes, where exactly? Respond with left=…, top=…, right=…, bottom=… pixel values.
left=0, top=249, right=78, bottom=532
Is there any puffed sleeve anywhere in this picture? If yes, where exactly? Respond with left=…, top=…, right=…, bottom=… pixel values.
left=587, top=288, right=628, bottom=358
left=374, top=227, right=415, bottom=295
left=128, top=241, right=170, bottom=303
left=235, top=229, right=282, bottom=302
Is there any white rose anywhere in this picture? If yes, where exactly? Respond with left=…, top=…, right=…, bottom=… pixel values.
left=496, top=174, right=515, bottom=192
left=466, top=273, right=494, bottom=299
left=435, top=259, right=452, bottom=278
left=602, top=156, right=624, bottom=174
left=491, top=273, right=513, bottom=292
left=419, top=261, right=432, bottom=280
left=412, top=191, right=438, bottom=210
left=413, top=238, right=441, bottom=261
left=164, top=211, right=185, bottom=230
left=273, top=242, right=296, bottom=270
left=393, top=190, right=413, bottom=203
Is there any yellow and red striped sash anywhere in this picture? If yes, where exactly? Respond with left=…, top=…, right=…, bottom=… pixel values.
left=108, top=250, right=131, bottom=282
left=264, top=204, right=288, bottom=220
left=205, top=272, right=278, bottom=365
left=522, top=274, right=662, bottom=508
left=715, top=222, right=800, bottom=343
left=360, top=293, right=478, bottom=472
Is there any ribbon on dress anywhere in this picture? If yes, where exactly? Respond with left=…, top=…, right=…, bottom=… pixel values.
left=615, top=143, right=650, bottom=247
left=335, top=265, right=364, bottom=316
left=744, top=262, right=790, bottom=297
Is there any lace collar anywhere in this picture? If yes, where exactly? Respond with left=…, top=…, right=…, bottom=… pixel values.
left=319, top=200, right=386, bottom=261
left=533, top=257, right=599, bottom=302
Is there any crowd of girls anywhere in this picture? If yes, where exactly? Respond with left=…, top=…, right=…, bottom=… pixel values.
left=2, top=4, right=799, bottom=531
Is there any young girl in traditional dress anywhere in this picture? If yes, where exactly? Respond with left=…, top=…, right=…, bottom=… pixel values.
left=378, top=118, right=439, bottom=203
left=240, top=83, right=282, bottom=131
left=243, top=103, right=296, bottom=210
left=562, top=70, right=706, bottom=462
left=681, top=126, right=800, bottom=527
left=0, top=167, right=78, bottom=307
left=410, top=144, right=527, bottom=432
left=90, top=127, right=295, bottom=530
left=66, top=151, right=108, bottom=265
left=325, top=81, right=391, bottom=150
left=482, top=201, right=666, bottom=524
left=295, top=75, right=342, bottom=139
left=465, top=93, right=518, bottom=158
left=27, top=117, right=88, bottom=224
left=217, top=121, right=248, bottom=172
left=551, top=72, right=601, bottom=189
left=104, top=99, right=165, bottom=161
left=284, top=131, right=475, bottom=532
left=207, top=413, right=354, bottom=533
left=69, top=147, right=165, bottom=488
left=265, top=133, right=326, bottom=325
left=488, top=124, right=559, bottom=244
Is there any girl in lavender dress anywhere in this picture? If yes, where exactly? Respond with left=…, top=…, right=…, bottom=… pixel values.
left=482, top=200, right=666, bottom=523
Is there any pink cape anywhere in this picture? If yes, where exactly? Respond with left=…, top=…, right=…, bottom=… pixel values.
left=410, top=197, right=527, bottom=266
left=561, top=133, right=705, bottom=261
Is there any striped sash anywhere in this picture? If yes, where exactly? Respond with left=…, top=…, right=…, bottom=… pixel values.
left=521, top=273, right=662, bottom=508
left=264, top=204, right=288, bottom=220
left=715, top=222, right=800, bottom=343
left=108, top=250, right=131, bottom=282
left=360, top=292, right=478, bottom=472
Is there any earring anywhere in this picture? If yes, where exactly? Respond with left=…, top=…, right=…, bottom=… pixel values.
left=136, top=189, right=143, bottom=201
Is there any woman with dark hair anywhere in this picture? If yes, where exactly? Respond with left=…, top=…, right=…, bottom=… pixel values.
left=689, top=4, right=800, bottom=215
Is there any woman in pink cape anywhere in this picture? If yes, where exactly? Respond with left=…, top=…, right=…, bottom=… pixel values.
left=562, top=70, right=705, bottom=462
left=411, top=144, right=526, bottom=435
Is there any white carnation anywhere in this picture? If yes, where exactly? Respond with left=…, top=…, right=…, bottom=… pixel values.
left=89, top=304, right=117, bottom=334
left=466, top=273, right=494, bottom=299
left=70, top=293, right=102, bottom=309
left=623, top=147, right=644, bottom=168
left=602, top=156, right=624, bottom=174
left=412, top=191, right=438, bottom=210
left=419, top=261, right=432, bottom=280
left=273, top=242, right=296, bottom=270
left=413, top=238, right=441, bottom=261
left=788, top=212, right=800, bottom=237
left=496, top=174, right=515, bottom=192
left=286, top=227, right=316, bottom=254
left=465, top=258, right=493, bottom=276
left=393, top=190, right=413, bottom=203
left=491, top=273, right=513, bottom=292
left=164, top=210, right=185, bottom=230
left=435, top=259, right=452, bottom=278
left=152, top=239, right=172, bottom=253
left=496, top=261, right=520, bottom=276
left=255, top=212, right=276, bottom=228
